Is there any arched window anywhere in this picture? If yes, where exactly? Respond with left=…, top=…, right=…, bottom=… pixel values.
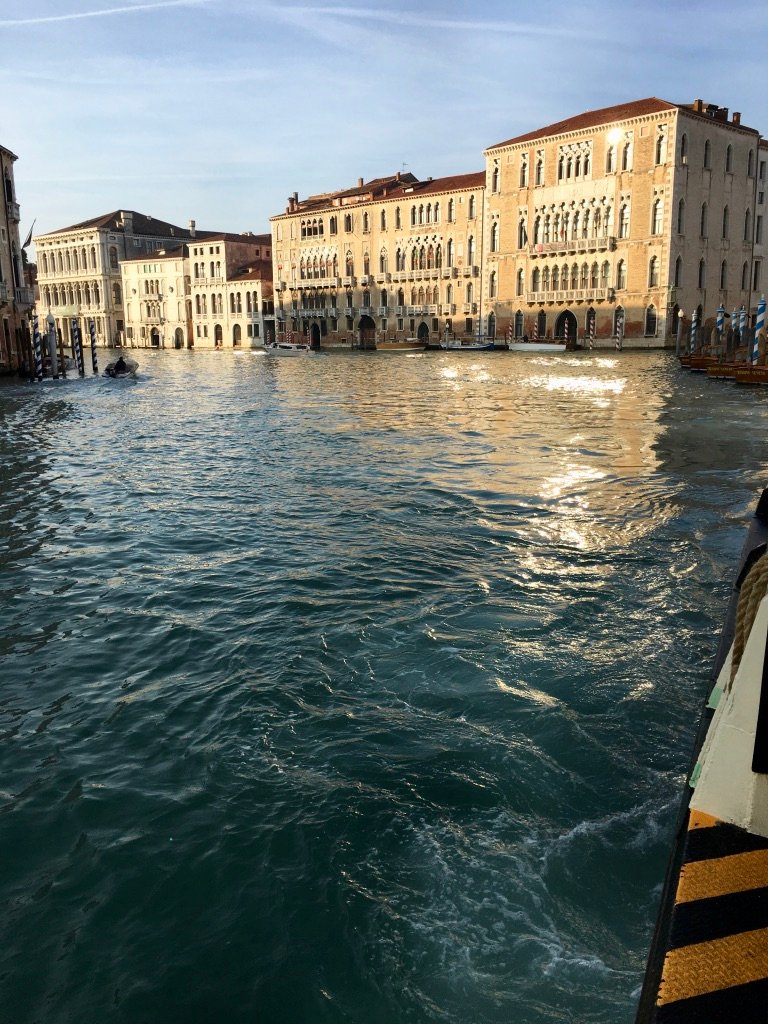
left=516, top=269, right=524, bottom=296
left=542, top=266, right=550, bottom=291
left=601, top=261, right=610, bottom=287
left=698, top=259, right=706, bottom=288
left=651, top=198, right=662, bottom=235
left=748, top=150, right=755, bottom=177
left=362, top=212, right=369, bottom=232
left=345, top=251, right=354, bottom=276
left=466, top=283, right=473, bottom=303
left=447, top=239, right=454, bottom=267
left=344, top=214, right=353, bottom=232
left=720, top=260, right=728, bottom=289
left=680, top=133, right=688, bottom=162
left=619, top=204, right=629, bottom=238
left=677, top=197, right=685, bottom=234
left=379, top=249, right=388, bottom=273
left=722, top=205, right=729, bottom=238
left=519, top=156, right=528, bottom=187
left=645, top=305, right=657, bottom=336
left=113, top=283, right=122, bottom=305
left=535, top=155, right=544, bottom=185
left=570, top=263, right=578, bottom=289
left=468, top=195, right=476, bottom=219
left=558, top=155, right=565, bottom=180
left=580, top=262, right=589, bottom=288
left=591, top=262, right=599, bottom=288
left=447, top=199, right=454, bottom=223
left=381, top=290, right=387, bottom=308
left=704, top=139, right=711, bottom=169
left=648, top=256, right=659, bottom=287
left=435, top=245, right=442, bottom=268
left=531, top=267, right=540, bottom=292
left=109, top=246, right=118, bottom=270
left=606, top=146, right=615, bottom=173
left=745, top=208, right=752, bottom=241
left=467, top=236, right=475, bottom=267
left=675, top=256, right=683, bottom=287
left=655, top=133, right=666, bottom=164
left=329, top=215, right=338, bottom=234
left=616, top=259, right=626, bottom=289
left=490, top=222, right=499, bottom=252
left=491, top=165, right=499, bottom=192
left=446, top=284, right=453, bottom=304
left=551, top=266, right=559, bottom=291
left=621, top=141, right=632, bottom=171
left=726, top=144, right=733, bottom=172
left=380, top=209, right=387, bottom=230
left=700, top=202, right=708, bottom=237
left=489, top=271, right=497, bottom=298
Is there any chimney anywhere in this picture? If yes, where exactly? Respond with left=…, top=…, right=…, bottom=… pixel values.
left=396, top=170, right=401, bottom=181
left=733, top=111, right=741, bottom=125
left=188, top=218, right=196, bottom=238
left=120, top=210, right=134, bottom=233
left=715, top=107, right=728, bottom=121
left=357, top=177, right=363, bottom=188
left=693, top=98, right=703, bottom=113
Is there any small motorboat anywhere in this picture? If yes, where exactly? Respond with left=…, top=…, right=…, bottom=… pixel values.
left=440, top=339, right=496, bottom=351
left=103, top=355, right=138, bottom=378
left=507, top=340, right=567, bottom=353
left=376, top=338, right=427, bottom=352
left=264, top=341, right=311, bottom=356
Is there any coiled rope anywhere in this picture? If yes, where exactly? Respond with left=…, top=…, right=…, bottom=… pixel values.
left=731, top=551, right=768, bottom=685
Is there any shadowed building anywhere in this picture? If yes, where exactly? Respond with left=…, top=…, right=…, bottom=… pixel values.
left=0, top=145, right=34, bottom=371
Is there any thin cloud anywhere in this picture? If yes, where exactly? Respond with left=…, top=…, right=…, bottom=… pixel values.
left=0, top=0, right=216, bottom=27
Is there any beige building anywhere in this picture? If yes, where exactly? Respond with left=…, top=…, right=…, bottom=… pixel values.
left=0, top=145, right=35, bottom=371
left=189, top=233, right=273, bottom=349
left=485, top=97, right=765, bottom=345
left=270, top=171, right=486, bottom=348
left=34, top=211, right=199, bottom=349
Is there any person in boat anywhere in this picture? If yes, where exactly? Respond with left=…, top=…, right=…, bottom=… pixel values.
left=114, top=355, right=127, bottom=373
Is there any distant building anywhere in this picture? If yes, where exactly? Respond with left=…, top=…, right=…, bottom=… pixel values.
left=486, top=97, right=766, bottom=345
left=271, top=98, right=766, bottom=348
left=34, top=211, right=200, bottom=348
left=270, top=171, right=485, bottom=348
left=0, top=144, right=35, bottom=371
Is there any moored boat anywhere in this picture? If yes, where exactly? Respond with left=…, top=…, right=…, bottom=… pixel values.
left=507, top=340, right=567, bottom=353
left=376, top=339, right=427, bottom=352
left=440, top=339, right=496, bottom=351
left=734, top=365, right=768, bottom=385
left=264, top=340, right=311, bottom=356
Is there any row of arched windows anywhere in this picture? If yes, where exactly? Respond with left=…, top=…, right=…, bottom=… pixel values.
left=291, top=283, right=475, bottom=311
left=298, top=238, right=479, bottom=279
left=40, top=245, right=102, bottom=275
left=193, top=291, right=267, bottom=316
left=675, top=198, right=754, bottom=241
left=193, top=261, right=222, bottom=279
left=42, top=282, right=104, bottom=307
left=680, top=134, right=756, bottom=176
left=303, top=196, right=470, bottom=239
left=532, top=206, right=613, bottom=244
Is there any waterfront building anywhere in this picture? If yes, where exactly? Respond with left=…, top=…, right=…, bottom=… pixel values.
left=34, top=211, right=199, bottom=349
left=188, top=233, right=273, bottom=350
left=0, top=144, right=35, bottom=371
left=485, top=97, right=765, bottom=346
left=270, top=171, right=486, bottom=348
left=121, top=233, right=273, bottom=350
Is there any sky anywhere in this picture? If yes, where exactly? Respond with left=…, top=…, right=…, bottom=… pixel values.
left=4, top=0, right=768, bottom=247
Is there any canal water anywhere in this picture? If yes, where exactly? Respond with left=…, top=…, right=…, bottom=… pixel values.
left=2, top=349, right=767, bottom=1024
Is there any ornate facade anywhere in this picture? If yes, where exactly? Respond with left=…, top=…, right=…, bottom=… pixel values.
left=0, top=145, right=34, bottom=370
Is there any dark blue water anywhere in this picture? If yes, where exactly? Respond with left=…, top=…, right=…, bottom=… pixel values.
left=2, top=349, right=766, bottom=1024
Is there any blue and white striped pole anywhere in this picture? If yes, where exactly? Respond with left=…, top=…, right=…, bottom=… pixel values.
left=740, top=305, right=747, bottom=340
left=716, top=304, right=725, bottom=347
left=71, top=318, right=85, bottom=377
left=689, top=309, right=698, bottom=353
left=754, top=295, right=766, bottom=365
left=89, top=319, right=98, bottom=375
left=32, top=313, right=43, bottom=382
left=732, top=306, right=739, bottom=347
left=616, top=314, right=623, bottom=351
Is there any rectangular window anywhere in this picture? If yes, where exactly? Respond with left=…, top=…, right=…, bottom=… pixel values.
left=758, top=216, right=764, bottom=245
left=253, top=324, right=260, bottom=337
left=397, top=318, right=403, bottom=331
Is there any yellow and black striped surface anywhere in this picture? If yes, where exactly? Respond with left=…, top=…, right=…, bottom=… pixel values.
left=656, top=808, right=768, bottom=1021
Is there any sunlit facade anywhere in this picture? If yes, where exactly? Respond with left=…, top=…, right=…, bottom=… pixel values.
left=485, top=98, right=765, bottom=345
left=0, top=144, right=34, bottom=371
left=34, top=211, right=199, bottom=348
left=270, top=171, right=486, bottom=348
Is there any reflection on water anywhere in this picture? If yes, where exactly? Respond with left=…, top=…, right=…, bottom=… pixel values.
left=1, top=349, right=767, bottom=1024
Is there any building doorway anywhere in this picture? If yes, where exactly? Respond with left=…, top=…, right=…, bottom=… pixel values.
left=309, top=323, right=321, bottom=350
left=555, top=310, right=578, bottom=346
left=417, top=321, right=430, bottom=343
left=358, top=315, right=376, bottom=349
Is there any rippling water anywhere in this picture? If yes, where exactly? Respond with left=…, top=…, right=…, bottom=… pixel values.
left=2, top=349, right=767, bottom=1024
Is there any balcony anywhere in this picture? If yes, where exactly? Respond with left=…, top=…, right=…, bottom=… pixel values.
left=528, top=236, right=616, bottom=257
left=6, top=201, right=20, bottom=222
left=377, top=306, right=389, bottom=315
left=526, top=287, right=613, bottom=304
left=0, top=281, right=8, bottom=303
left=15, top=286, right=35, bottom=307
left=342, top=276, right=355, bottom=287
left=439, top=303, right=456, bottom=315
left=463, top=302, right=478, bottom=314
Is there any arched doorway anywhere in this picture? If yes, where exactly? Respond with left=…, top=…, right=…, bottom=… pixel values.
left=150, top=328, right=160, bottom=348
left=358, top=314, right=376, bottom=349
left=555, top=310, right=578, bottom=347
left=214, top=324, right=223, bottom=349
left=487, top=313, right=496, bottom=341
left=309, top=323, right=321, bottom=350
left=417, top=321, right=430, bottom=343
left=233, top=324, right=241, bottom=347
left=174, top=328, right=184, bottom=350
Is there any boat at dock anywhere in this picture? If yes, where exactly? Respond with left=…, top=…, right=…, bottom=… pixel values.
left=376, top=339, right=427, bottom=352
left=507, top=340, right=567, bottom=353
left=636, top=489, right=768, bottom=1023
left=440, top=339, right=496, bottom=351
left=264, top=341, right=311, bottom=356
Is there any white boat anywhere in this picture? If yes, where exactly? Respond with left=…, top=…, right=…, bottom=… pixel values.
left=507, top=340, right=567, bottom=353
left=103, top=355, right=138, bottom=378
left=440, top=339, right=496, bottom=351
left=264, top=341, right=311, bottom=356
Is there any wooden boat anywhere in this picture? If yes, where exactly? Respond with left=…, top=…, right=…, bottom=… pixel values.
left=734, top=364, right=768, bottom=385
left=376, top=339, right=427, bottom=352
left=681, top=353, right=721, bottom=372
left=636, top=490, right=768, bottom=1022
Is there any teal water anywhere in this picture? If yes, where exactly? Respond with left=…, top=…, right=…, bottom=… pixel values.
left=1, top=349, right=767, bottom=1024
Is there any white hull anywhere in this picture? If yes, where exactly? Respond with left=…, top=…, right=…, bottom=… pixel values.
left=507, top=342, right=567, bottom=353
left=440, top=341, right=496, bottom=351
left=265, top=343, right=311, bottom=356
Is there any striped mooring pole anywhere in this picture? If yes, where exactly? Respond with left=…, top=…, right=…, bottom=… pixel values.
left=754, top=295, right=766, bottom=365
left=689, top=310, right=698, bottom=353
left=89, top=319, right=98, bottom=375
left=588, top=313, right=595, bottom=350
left=71, top=318, right=85, bottom=377
left=31, top=313, right=43, bottom=382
